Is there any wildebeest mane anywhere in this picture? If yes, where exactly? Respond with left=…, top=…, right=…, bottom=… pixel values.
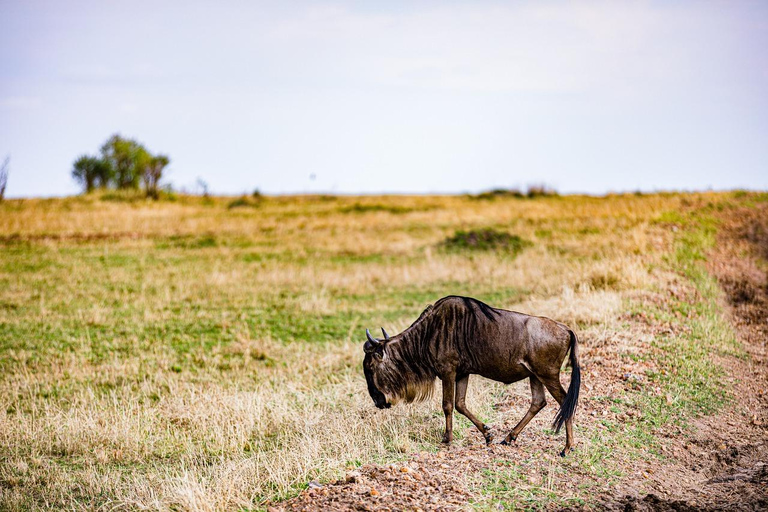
left=456, top=296, right=499, bottom=322
left=376, top=296, right=500, bottom=403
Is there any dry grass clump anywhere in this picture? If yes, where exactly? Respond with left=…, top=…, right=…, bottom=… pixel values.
left=0, top=190, right=746, bottom=510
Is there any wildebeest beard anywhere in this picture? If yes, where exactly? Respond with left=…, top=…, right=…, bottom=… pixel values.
left=364, top=305, right=438, bottom=406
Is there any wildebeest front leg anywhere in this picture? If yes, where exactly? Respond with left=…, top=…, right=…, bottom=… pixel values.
left=455, top=374, right=493, bottom=444
left=440, top=376, right=455, bottom=444
left=501, top=376, right=546, bottom=445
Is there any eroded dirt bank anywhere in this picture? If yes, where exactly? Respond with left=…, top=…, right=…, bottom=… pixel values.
left=607, top=205, right=768, bottom=510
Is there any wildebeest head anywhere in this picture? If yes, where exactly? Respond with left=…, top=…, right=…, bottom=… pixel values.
left=363, top=328, right=391, bottom=409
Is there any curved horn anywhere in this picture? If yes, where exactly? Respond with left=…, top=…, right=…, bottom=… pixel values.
left=364, top=329, right=382, bottom=354
left=381, top=327, right=390, bottom=340
left=365, top=329, right=380, bottom=345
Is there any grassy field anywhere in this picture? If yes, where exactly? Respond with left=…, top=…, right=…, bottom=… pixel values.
left=0, top=190, right=763, bottom=510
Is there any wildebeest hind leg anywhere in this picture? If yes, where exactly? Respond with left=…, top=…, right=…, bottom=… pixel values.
left=501, top=376, right=546, bottom=445
left=455, top=374, right=493, bottom=444
left=540, top=376, right=573, bottom=457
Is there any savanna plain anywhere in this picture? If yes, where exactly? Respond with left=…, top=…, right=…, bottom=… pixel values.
left=1, top=191, right=766, bottom=511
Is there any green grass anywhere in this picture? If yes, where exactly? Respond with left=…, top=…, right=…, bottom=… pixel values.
left=474, top=460, right=584, bottom=511
left=608, top=207, right=738, bottom=437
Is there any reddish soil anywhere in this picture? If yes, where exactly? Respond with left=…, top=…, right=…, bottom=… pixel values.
left=273, top=206, right=768, bottom=511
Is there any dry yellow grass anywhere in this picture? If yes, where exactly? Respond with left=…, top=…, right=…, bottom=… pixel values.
left=0, top=190, right=746, bottom=510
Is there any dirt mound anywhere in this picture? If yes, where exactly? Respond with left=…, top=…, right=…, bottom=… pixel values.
left=272, top=450, right=477, bottom=511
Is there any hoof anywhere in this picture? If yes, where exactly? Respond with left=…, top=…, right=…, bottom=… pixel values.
left=559, top=449, right=567, bottom=458
left=484, top=434, right=494, bottom=445
left=500, top=439, right=509, bottom=446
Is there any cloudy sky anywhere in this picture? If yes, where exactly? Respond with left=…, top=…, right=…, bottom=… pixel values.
left=1, top=0, right=766, bottom=197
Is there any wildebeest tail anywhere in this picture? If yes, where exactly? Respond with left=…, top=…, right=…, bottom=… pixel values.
left=553, top=329, right=580, bottom=434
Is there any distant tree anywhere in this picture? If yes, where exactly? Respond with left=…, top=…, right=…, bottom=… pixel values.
left=100, top=134, right=148, bottom=189
left=71, top=135, right=172, bottom=195
left=72, top=155, right=112, bottom=193
left=142, top=154, right=170, bottom=199
left=0, top=156, right=9, bottom=201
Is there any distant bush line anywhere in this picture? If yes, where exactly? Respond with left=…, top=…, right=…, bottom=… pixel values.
left=468, top=184, right=559, bottom=201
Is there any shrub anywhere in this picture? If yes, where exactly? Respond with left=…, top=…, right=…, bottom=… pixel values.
left=525, top=184, right=558, bottom=198
left=440, top=228, right=531, bottom=256
left=339, top=203, right=415, bottom=214
left=467, top=185, right=559, bottom=200
left=467, top=188, right=524, bottom=201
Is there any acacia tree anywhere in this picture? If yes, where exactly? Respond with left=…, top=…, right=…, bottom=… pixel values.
left=72, top=155, right=112, bottom=192
left=100, top=134, right=148, bottom=189
left=142, top=154, right=170, bottom=199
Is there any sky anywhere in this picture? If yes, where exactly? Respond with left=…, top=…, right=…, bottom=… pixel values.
left=1, top=0, right=767, bottom=197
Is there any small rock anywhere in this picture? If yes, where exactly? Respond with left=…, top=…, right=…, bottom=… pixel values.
left=718, top=443, right=727, bottom=451
left=345, top=471, right=361, bottom=483
left=369, top=487, right=380, bottom=496
left=400, top=466, right=411, bottom=473
left=307, top=481, right=323, bottom=490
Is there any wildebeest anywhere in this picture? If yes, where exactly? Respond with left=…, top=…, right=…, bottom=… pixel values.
left=363, top=295, right=581, bottom=456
